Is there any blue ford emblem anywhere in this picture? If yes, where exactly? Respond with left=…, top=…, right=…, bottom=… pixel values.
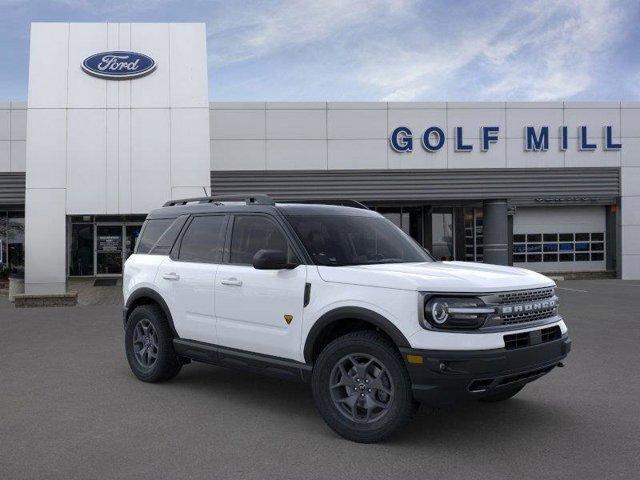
left=82, top=51, right=156, bottom=80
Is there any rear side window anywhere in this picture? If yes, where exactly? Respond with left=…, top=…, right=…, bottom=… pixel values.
left=149, top=215, right=188, bottom=255
left=136, top=218, right=175, bottom=254
left=178, top=215, right=227, bottom=263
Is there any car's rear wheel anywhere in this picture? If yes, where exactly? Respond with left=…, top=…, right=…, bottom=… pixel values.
left=125, top=304, right=182, bottom=382
left=312, top=331, right=417, bottom=443
left=478, top=385, right=524, bottom=403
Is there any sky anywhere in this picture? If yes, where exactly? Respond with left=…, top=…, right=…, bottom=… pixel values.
left=0, top=0, right=639, bottom=102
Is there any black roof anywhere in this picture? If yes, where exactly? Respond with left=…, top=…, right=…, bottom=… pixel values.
left=146, top=195, right=379, bottom=220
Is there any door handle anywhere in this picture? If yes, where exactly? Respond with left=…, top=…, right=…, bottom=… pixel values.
left=162, top=272, right=180, bottom=281
left=220, top=277, right=242, bottom=286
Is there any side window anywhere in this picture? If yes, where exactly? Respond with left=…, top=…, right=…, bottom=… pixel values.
left=136, top=218, right=174, bottom=254
left=149, top=215, right=188, bottom=255
left=229, top=215, right=296, bottom=265
left=178, top=215, right=226, bottom=263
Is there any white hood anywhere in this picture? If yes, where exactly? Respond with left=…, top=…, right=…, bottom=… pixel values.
left=316, top=261, right=555, bottom=293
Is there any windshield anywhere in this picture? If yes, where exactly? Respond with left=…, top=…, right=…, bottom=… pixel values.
left=286, top=214, right=433, bottom=266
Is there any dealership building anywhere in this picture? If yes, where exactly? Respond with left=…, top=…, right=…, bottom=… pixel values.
left=1, top=22, right=640, bottom=295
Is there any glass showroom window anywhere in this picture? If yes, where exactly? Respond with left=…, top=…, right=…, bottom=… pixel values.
left=513, top=232, right=605, bottom=263
left=464, top=208, right=483, bottom=262
left=0, top=211, right=25, bottom=276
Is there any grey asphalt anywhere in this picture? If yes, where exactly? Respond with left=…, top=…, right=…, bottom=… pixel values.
left=1, top=280, right=639, bottom=480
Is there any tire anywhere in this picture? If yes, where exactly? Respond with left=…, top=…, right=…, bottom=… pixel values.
left=125, top=304, right=182, bottom=383
left=478, top=385, right=524, bottom=403
left=311, top=330, right=417, bottom=443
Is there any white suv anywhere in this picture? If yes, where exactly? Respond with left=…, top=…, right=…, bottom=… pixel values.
left=123, top=194, right=571, bottom=443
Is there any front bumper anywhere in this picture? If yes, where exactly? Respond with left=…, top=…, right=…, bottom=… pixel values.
left=400, top=334, right=571, bottom=405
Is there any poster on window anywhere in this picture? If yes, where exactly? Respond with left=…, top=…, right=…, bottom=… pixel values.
left=98, top=235, right=121, bottom=253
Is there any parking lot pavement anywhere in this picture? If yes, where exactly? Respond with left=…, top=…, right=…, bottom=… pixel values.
left=1, top=280, right=639, bottom=480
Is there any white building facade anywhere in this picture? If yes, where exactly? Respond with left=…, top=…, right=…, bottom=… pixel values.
left=0, top=22, right=639, bottom=294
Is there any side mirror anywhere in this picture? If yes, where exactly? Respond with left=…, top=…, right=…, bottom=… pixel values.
left=252, top=249, right=297, bottom=270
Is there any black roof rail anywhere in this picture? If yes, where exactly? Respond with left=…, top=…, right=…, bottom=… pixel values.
left=279, top=199, right=370, bottom=210
left=163, top=194, right=275, bottom=207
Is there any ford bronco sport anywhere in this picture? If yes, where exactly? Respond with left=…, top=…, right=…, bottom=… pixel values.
left=123, top=194, right=571, bottom=443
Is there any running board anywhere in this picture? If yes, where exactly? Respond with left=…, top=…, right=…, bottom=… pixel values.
left=173, top=339, right=312, bottom=383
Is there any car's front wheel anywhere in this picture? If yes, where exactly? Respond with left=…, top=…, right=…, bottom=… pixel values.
left=124, top=304, right=182, bottom=383
left=311, top=331, right=417, bottom=443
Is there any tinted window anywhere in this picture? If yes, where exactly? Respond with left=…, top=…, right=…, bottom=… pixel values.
left=179, top=215, right=226, bottom=263
left=229, top=216, right=296, bottom=265
left=149, top=215, right=188, bottom=255
left=136, top=218, right=174, bottom=254
left=286, top=215, right=432, bottom=266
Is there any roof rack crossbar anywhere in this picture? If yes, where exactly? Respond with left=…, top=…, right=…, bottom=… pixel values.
left=163, top=194, right=275, bottom=207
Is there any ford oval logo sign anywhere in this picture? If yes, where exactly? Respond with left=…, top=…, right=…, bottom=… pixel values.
left=82, top=51, right=156, bottom=80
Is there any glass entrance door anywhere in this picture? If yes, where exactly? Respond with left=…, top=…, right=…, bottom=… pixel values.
left=96, top=225, right=123, bottom=275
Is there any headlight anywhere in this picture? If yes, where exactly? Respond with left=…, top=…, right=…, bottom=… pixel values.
left=422, top=296, right=495, bottom=330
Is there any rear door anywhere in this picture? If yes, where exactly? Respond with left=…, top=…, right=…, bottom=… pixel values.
left=214, top=214, right=307, bottom=360
left=156, top=214, right=228, bottom=344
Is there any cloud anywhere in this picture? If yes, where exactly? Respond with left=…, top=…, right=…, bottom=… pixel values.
left=357, top=0, right=629, bottom=101
left=207, top=0, right=413, bottom=67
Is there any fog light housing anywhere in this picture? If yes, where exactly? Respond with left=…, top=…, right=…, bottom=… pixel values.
left=422, top=296, right=494, bottom=330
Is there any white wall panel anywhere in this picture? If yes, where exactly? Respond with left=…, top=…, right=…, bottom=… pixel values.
left=327, top=110, right=386, bottom=139
left=66, top=109, right=107, bottom=214
left=266, top=140, right=327, bottom=170
left=388, top=144, right=445, bottom=169
left=169, top=23, right=208, bottom=107
left=25, top=109, right=67, bottom=189
left=106, top=23, right=119, bottom=108
left=621, top=166, right=640, bottom=196
left=506, top=108, right=563, bottom=138
left=621, top=138, right=640, bottom=167
left=447, top=107, right=506, bottom=140
left=211, top=140, right=265, bottom=170
left=118, top=23, right=132, bottom=109
left=0, top=110, right=9, bottom=140
left=621, top=255, right=640, bottom=279
left=28, top=23, right=68, bottom=108
left=10, top=109, right=27, bottom=140
left=67, top=23, right=107, bottom=109
left=621, top=225, right=640, bottom=255
left=0, top=141, right=9, bottom=171
left=131, top=108, right=171, bottom=211
left=117, top=109, right=132, bottom=213
left=171, top=108, right=211, bottom=187
left=131, top=23, right=170, bottom=108
left=621, top=195, right=640, bottom=226
left=25, top=188, right=66, bottom=293
left=564, top=143, right=620, bottom=168
left=210, top=109, right=265, bottom=139
left=446, top=138, right=506, bottom=169
left=266, top=109, right=326, bottom=139
left=106, top=108, right=119, bottom=213
left=11, top=141, right=26, bottom=172
left=506, top=138, right=565, bottom=168
left=328, top=140, right=387, bottom=170
left=564, top=107, right=620, bottom=138
left=621, top=108, right=640, bottom=138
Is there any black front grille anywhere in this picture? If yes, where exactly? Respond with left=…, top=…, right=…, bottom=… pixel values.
left=501, top=307, right=557, bottom=325
left=504, top=325, right=562, bottom=350
left=496, top=287, right=554, bottom=304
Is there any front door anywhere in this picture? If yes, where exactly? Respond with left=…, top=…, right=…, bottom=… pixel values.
left=215, top=214, right=307, bottom=361
left=96, top=225, right=123, bottom=275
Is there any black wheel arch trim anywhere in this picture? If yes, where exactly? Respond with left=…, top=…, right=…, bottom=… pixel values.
left=124, top=287, right=179, bottom=338
left=303, top=306, right=411, bottom=363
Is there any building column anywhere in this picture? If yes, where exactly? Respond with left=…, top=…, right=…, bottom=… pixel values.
left=24, top=188, right=67, bottom=294
left=483, top=200, right=509, bottom=266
